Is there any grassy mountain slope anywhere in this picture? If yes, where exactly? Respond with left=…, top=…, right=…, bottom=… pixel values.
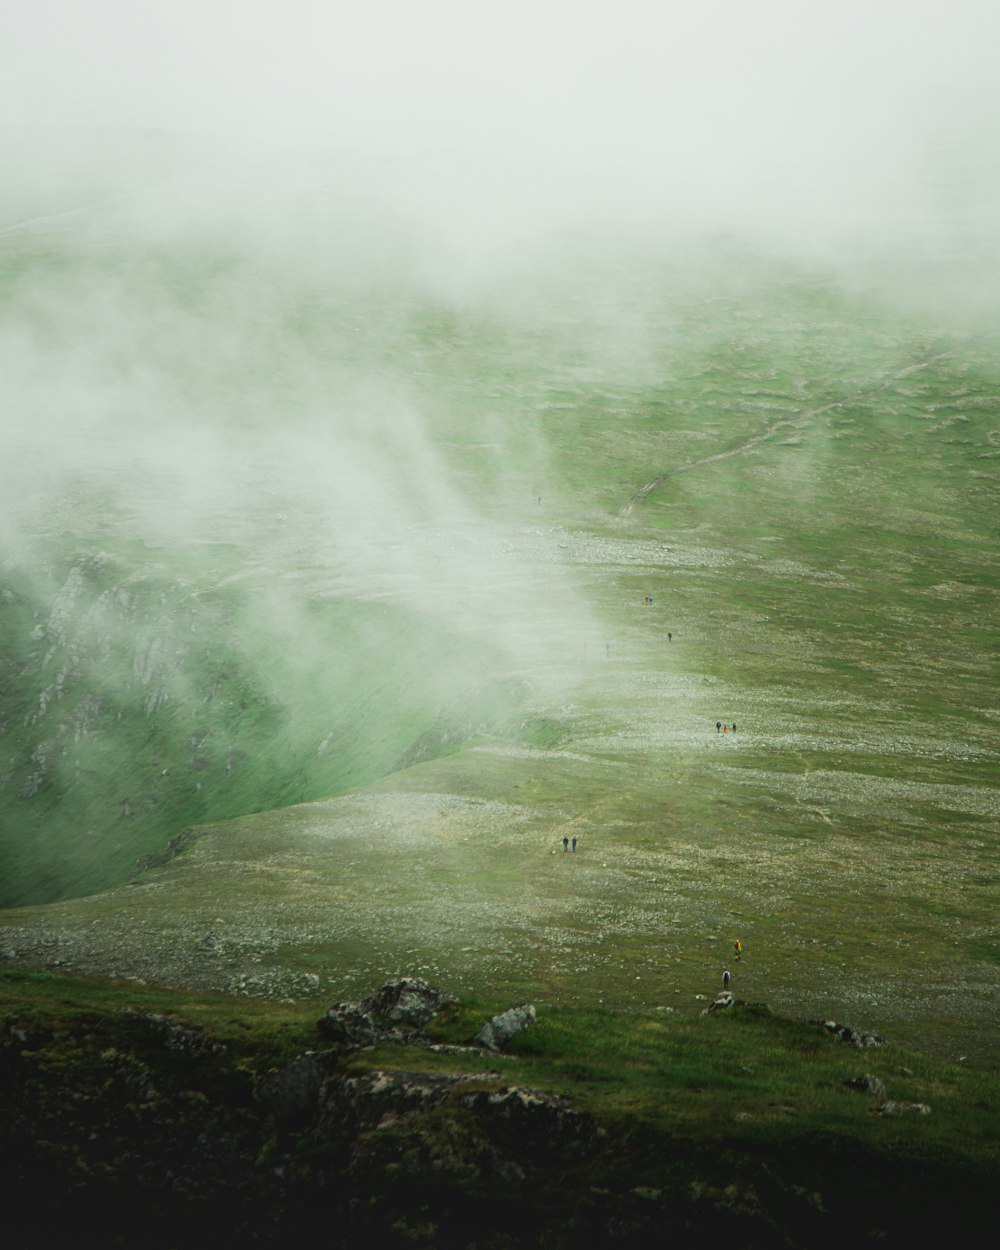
left=0, top=546, right=526, bottom=906
left=1, top=211, right=998, bottom=1068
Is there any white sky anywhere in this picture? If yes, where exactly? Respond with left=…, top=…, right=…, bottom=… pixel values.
left=3, top=1, right=1000, bottom=240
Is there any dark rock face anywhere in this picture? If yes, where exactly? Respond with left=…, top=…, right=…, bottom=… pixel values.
left=119, top=1008, right=228, bottom=1056
left=358, top=976, right=456, bottom=1028
left=2, top=1010, right=288, bottom=1247
left=316, top=976, right=457, bottom=1047
left=460, top=1086, right=601, bottom=1161
left=473, top=1003, right=536, bottom=1050
left=311, top=1068, right=601, bottom=1203
left=317, top=1068, right=471, bottom=1134
left=316, top=1001, right=380, bottom=1047
left=255, top=1048, right=342, bottom=1118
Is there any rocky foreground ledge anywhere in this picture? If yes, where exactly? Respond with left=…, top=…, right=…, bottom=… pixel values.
left=1, top=975, right=981, bottom=1249
left=257, top=977, right=598, bottom=1169
left=1, top=975, right=607, bottom=1249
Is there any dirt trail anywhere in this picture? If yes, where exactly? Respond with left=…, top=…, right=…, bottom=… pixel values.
left=620, top=342, right=974, bottom=516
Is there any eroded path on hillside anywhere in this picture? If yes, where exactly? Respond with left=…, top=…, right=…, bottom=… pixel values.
left=620, top=341, right=977, bottom=515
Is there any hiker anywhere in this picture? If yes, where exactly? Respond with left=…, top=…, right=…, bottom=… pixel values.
left=732, top=721, right=736, bottom=733
left=723, top=969, right=731, bottom=990
left=723, top=724, right=728, bottom=733
left=733, top=939, right=742, bottom=962
left=563, top=836, right=569, bottom=852
left=716, top=721, right=721, bottom=733
left=668, top=632, right=672, bottom=641
left=571, top=837, right=577, bottom=853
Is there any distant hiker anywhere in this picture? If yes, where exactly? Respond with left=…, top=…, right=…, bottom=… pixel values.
left=668, top=632, right=672, bottom=641
left=723, top=969, right=731, bottom=989
left=571, top=837, right=577, bottom=853
left=734, top=940, right=742, bottom=962
left=732, top=721, right=737, bottom=733
left=563, top=836, right=569, bottom=852
left=723, top=724, right=728, bottom=733
left=716, top=721, right=721, bottom=733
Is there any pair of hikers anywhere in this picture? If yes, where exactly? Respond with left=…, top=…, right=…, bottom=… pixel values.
left=723, top=940, right=744, bottom=988
left=562, top=836, right=577, bottom=853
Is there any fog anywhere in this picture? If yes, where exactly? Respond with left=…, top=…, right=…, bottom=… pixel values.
left=3, top=1, right=995, bottom=537
left=3, top=1, right=999, bottom=692
left=4, top=1, right=1000, bottom=242
left=3, top=0, right=1000, bottom=910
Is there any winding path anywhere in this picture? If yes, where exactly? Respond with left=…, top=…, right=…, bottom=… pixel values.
left=620, top=342, right=974, bottom=516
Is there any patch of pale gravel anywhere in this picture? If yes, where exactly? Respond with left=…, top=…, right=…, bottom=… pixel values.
left=556, top=531, right=848, bottom=584
left=738, top=731, right=994, bottom=764
left=276, top=791, right=543, bottom=850
left=712, top=765, right=1000, bottom=818
left=469, top=743, right=597, bottom=763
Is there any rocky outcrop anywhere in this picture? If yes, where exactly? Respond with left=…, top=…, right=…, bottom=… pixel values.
left=0, top=978, right=969, bottom=1248
left=473, top=1002, right=536, bottom=1050
left=701, top=991, right=742, bottom=1015
left=129, top=828, right=200, bottom=880
left=310, top=1068, right=601, bottom=1194
left=317, top=977, right=540, bottom=1057
left=316, top=976, right=456, bottom=1047
left=258, top=983, right=597, bottom=1207
left=116, top=1008, right=228, bottom=1057
left=255, top=1048, right=343, bottom=1118
left=844, top=1073, right=932, bottom=1115
left=459, top=1086, right=601, bottom=1161
left=877, top=1100, right=931, bottom=1116
left=845, top=1073, right=887, bottom=1099
left=317, top=1067, right=474, bottom=1134
left=357, top=976, right=457, bottom=1028
left=700, top=993, right=774, bottom=1017
left=815, top=1019, right=888, bottom=1048
left=316, top=1001, right=382, bottom=1047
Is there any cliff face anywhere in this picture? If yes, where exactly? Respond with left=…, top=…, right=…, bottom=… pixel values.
left=0, top=549, right=518, bottom=907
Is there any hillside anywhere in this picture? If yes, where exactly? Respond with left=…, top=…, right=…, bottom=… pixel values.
left=2, top=968, right=997, bottom=1250
left=1, top=191, right=998, bottom=1243
left=2, top=206, right=998, bottom=1057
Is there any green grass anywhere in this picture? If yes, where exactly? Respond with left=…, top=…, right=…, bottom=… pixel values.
left=3, top=967, right=996, bottom=1246
left=0, top=551, right=527, bottom=905
left=1, top=222, right=998, bottom=1071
